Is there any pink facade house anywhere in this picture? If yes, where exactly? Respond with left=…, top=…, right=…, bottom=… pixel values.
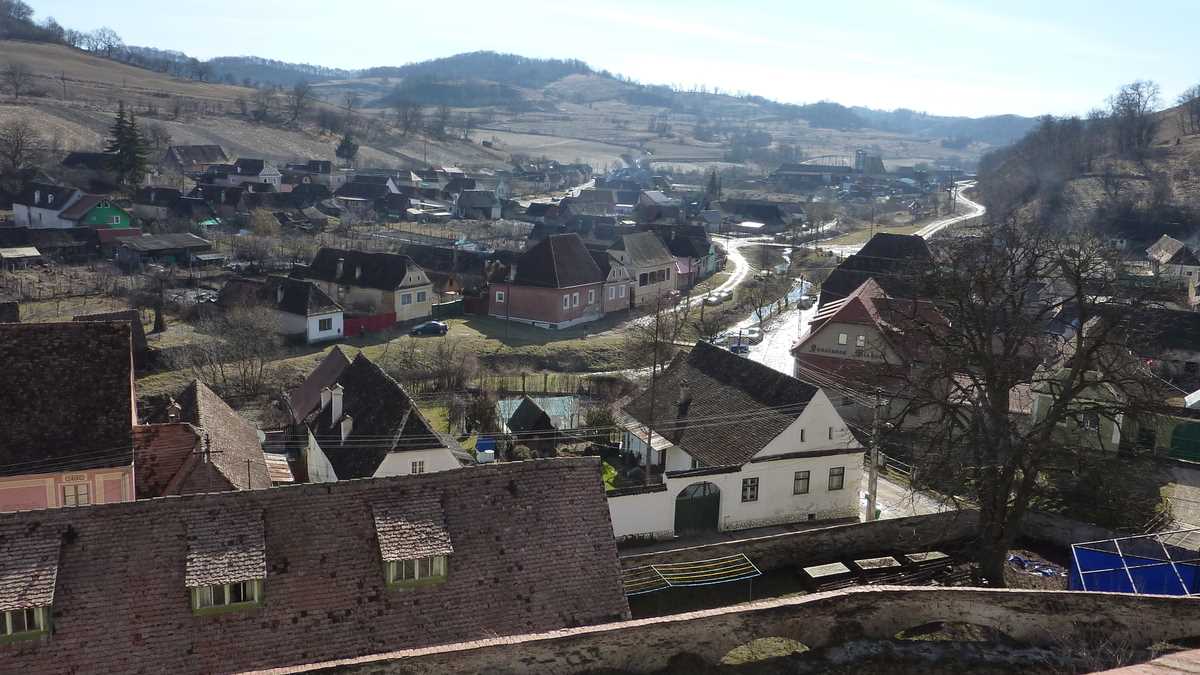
left=0, top=322, right=139, bottom=512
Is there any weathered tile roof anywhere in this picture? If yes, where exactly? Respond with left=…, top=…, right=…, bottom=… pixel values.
left=512, top=233, right=604, bottom=289
left=624, top=341, right=818, bottom=467
left=74, top=309, right=148, bottom=355
left=183, top=508, right=266, bottom=587
left=0, top=322, right=135, bottom=476
left=456, top=189, right=499, bottom=209
left=286, top=347, right=352, bottom=424
left=0, top=522, right=61, bottom=612
left=58, top=194, right=111, bottom=221
left=1148, top=234, right=1200, bottom=266
left=372, top=494, right=453, bottom=562
left=133, top=423, right=201, bottom=498
left=507, top=396, right=555, bottom=433
left=166, top=144, right=229, bottom=166
left=0, top=458, right=627, bottom=673
left=819, top=233, right=930, bottom=308
left=120, top=233, right=212, bottom=253
left=219, top=276, right=342, bottom=317
left=612, top=232, right=675, bottom=268
left=177, top=381, right=272, bottom=491
left=298, top=247, right=426, bottom=291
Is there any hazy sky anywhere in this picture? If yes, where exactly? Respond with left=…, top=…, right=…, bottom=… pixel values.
left=25, top=0, right=1200, bottom=118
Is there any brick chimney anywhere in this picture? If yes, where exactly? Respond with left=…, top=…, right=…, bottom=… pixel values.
left=331, top=383, right=344, bottom=422
left=276, top=283, right=285, bottom=305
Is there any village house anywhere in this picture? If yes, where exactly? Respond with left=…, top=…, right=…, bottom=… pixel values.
left=454, top=189, right=501, bottom=220
left=293, top=248, right=434, bottom=331
left=218, top=276, right=344, bottom=344
left=488, top=233, right=606, bottom=329
left=503, top=396, right=560, bottom=457
left=208, top=158, right=283, bottom=188
left=608, top=231, right=676, bottom=307
left=0, top=322, right=138, bottom=512
left=817, top=232, right=932, bottom=309
left=718, top=198, right=806, bottom=233
left=636, top=190, right=682, bottom=223
left=654, top=225, right=718, bottom=289
left=12, top=182, right=132, bottom=230
left=610, top=341, right=864, bottom=540
left=591, top=248, right=633, bottom=313
left=399, top=242, right=508, bottom=301
left=131, top=186, right=183, bottom=222
left=0, top=226, right=99, bottom=262
left=1147, top=234, right=1200, bottom=283
left=0, top=457, right=628, bottom=673
left=160, top=144, right=231, bottom=174
left=290, top=351, right=469, bottom=481
left=283, top=159, right=348, bottom=190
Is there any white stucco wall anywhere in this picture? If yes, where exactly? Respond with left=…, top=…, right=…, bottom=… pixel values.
left=306, top=311, right=344, bottom=343
left=756, top=390, right=860, bottom=458
left=608, top=489, right=674, bottom=540
left=305, top=430, right=338, bottom=483
left=393, top=286, right=433, bottom=322
left=373, top=447, right=461, bottom=476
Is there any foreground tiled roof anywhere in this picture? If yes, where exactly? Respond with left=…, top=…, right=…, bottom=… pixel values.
left=0, top=322, right=135, bottom=476
left=74, top=309, right=148, bottom=354
left=372, top=494, right=454, bottom=562
left=0, top=458, right=627, bottom=673
left=183, top=508, right=266, bottom=587
left=132, top=423, right=201, bottom=498
left=0, top=522, right=61, bottom=612
left=624, top=341, right=818, bottom=467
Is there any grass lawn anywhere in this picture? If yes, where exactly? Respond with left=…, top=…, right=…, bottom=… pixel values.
left=137, top=314, right=632, bottom=397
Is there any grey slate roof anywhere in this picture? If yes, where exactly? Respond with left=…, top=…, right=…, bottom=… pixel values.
left=624, top=341, right=819, bottom=467
left=120, top=233, right=212, bottom=253
left=613, top=231, right=674, bottom=268
left=457, top=189, right=499, bottom=209
left=1148, top=235, right=1200, bottom=266
left=372, top=494, right=454, bottom=562
left=512, top=233, right=604, bottom=288
left=0, top=522, right=61, bottom=611
left=286, top=347, right=352, bottom=424
left=183, top=508, right=266, bottom=587
left=298, top=247, right=425, bottom=291
left=219, top=276, right=342, bottom=317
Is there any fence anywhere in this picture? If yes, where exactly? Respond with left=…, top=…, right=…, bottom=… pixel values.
left=344, top=312, right=396, bottom=337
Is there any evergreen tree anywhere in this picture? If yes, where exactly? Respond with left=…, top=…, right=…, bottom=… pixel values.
left=335, top=132, right=359, bottom=166
left=104, top=101, right=148, bottom=187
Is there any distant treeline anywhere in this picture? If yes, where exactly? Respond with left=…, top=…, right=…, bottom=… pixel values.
left=362, top=51, right=593, bottom=89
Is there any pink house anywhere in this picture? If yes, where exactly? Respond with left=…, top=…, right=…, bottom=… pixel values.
left=0, top=322, right=139, bottom=512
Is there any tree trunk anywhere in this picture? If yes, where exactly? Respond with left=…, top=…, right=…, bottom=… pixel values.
left=975, top=478, right=1012, bottom=586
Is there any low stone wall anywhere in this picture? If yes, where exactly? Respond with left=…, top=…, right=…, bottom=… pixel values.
left=253, top=586, right=1200, bottom=674
left=619, top=510, right=978, bottom=571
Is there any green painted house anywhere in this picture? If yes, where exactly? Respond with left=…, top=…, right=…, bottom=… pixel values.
left=60, top=195, right=132, bottom=229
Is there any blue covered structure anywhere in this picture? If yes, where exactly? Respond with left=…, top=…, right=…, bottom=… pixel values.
left=1071, top=529, right=1200, bottom=596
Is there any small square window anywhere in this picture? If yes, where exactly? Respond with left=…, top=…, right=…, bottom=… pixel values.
left=386, top=555, right=448, bottom=588
left=496, top=290, right=505, bottom=303
left=318, top=318, right=333, bottom=331
left=1081, top=413, right=1101, bottom=431
left=411, top=460, right=425, bottom=474
left=401, top=293, right=413, bottom=306
left=828, top=466, right=845, bottom=491
left=562, top=295, right=570, bottom=309
left=741, top=477, right=759, bottom=502
left=838, top=333, right=848, bottom=345
left=62, top=483, right=90, bottom=507
left=416, top=291, right=427, bottom=302
left=856, top=335, right=865, bottom=348
left=794, top=470, right=810, bottom=495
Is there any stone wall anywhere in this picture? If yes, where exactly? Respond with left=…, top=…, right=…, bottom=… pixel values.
left=260, top=586, right=1200, bottom=674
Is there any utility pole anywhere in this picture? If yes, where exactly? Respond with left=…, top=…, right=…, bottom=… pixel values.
left=865, top=388, right=882, bottom=522
left=644, top=294, right=662, bottom=486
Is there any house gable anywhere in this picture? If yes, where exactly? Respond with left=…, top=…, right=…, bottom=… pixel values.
left=754, top=390, right=861, bottom=460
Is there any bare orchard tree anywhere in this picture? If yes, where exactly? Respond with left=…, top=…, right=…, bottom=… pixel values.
left=879, top=222, right=1170, bottom=585
left=174, top=307, right=282, bottom=397
left=252, top=87, right=276, bottom=122
left=0, top=117, right=43, bottom=173
left=285, top=81, right=314, bottom=125
left=3, top=60, right=33, bottom=101
left=1177, top=84, right=1200, bottom=136
left=625, top=290, right=694, bottom=368
left=143, top=121, right=172, bottom=153
left=393, top=99, right=423, bottom=136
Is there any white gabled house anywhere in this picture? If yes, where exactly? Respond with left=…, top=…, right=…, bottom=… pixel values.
left=608, top=341, right=864, bottom=541
left=286, top=351, right=471, bottom=482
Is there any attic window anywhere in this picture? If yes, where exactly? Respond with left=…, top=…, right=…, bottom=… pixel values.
left=2, top=607, right=48, bottom=641
left=184, top=509, right=266, bottom=614
left=46, top=194, right=53, bottom=205
left=372, top=494, right=453, bottom=591
left=0, top=523, right=60, bottom=642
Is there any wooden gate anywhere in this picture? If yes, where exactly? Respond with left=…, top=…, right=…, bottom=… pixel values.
left=674, top=482, right=721, bottom=534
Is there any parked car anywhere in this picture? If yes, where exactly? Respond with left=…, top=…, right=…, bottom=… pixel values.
left=410, top=320, right=449, bottom=336
left=704, top=293, right=724, bottom=306
left=729, top=342, right=750, bottom=355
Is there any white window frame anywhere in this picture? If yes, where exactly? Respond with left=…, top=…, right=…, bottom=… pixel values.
left=607, top=286, right=615, bottom=300
left=562, top=294, right=570, bottom=309
left=401, top=293, right=413, bottom=306
left=572, top=292, right=580, bottom=307
left=386, top=554, right=448, bottom=587
left=741, top=477, right=759, bottom=502
left=411, top=460, right=425, bottom=474
left=619, top=286, right=626, bottom=297
left=62, top=483, right=90, bottom=507
left=318, top=317, right=333, bottom=331
left=794, top=470, right=810, bottom=495
left=856, top=335, right=866, bottom=348
left=587, top=289, right=596, bottom=304
left=2, top=607, right=47, bottom=637
left=838, top=333, right=848, bottom=346
left=495, top=290, right=505, bottom=303
left=191, top=579, right=262, bottom=611
left=828, top=466, right=845, bottom=491
left=416, top=290, right=427, bottom=303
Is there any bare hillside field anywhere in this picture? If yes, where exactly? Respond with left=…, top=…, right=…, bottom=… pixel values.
left=474, top=129, right=633, bottom=168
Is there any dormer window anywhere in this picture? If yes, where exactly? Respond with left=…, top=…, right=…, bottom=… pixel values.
left=2, top=607, right=48, bottom=640
left=373, top=494, right=453, bottom=592
left=191, top=580, right=262, bottom=611
left=184, top=509, right=266, bottom=615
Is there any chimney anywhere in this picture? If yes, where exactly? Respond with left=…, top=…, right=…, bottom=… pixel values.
left=672, top=379, right=692, bottom=445
left=276, top=283, right=285, bottom=305
left=336, top=257, right=345, bottom=278
left=340, top=415, right=354, bottom=442
left=320, top=386, right=333, bottom=411
left=331, top=383, right=344, bottom=423
left=166, top=398, right=181, bottom=422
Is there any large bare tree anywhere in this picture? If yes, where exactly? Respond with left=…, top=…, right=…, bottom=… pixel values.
left=0, top=117, right=43, bottom=173
left=285, top=81, right=314, bottom=125
left=1108, top=80, right=1161, bottom=157
left=878, top=222, right=1170, bottom=584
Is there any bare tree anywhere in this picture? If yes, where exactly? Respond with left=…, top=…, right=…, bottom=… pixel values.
left=174, top=307, right=281, bottom=396
left=252, top=87, right=276, bottom=122
left=1177, top=84, right=1200, bottom=136
left=0, top=118, right=43, bottom=173
left=429, top=104, right=452, bottom=139
left=878, top=222, right=1170, bottom=585
left=88, top=27, right=124, bottom=57
left=342, top=92, right=361, bottom=114
left=1108, top=80, right=1161, bottom=157
left=393, top=100, right=422, bottom=135
left=625, top=291, right=693, bottom=368
left=285, top=81, right=314, bottom=125
left=143, top=122, right=172, bottom=153
left=3, top=60, right=33, bottom=101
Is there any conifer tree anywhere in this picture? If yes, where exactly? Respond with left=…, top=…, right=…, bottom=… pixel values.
left=104, top=101, right=149, bottom=187
left=335, top=132, right=359, bottom=166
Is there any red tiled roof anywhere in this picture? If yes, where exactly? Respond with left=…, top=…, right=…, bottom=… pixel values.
left=95, top=228, right=143, bottom=244
left=0, top=522, right=61, bottom=612
left=0, top=458, right=628, bottom=673
left=58, top=194, right=106, bottom=220
left=132, top=423, right=200, bottom=498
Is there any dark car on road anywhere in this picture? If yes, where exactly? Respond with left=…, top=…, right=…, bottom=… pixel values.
left=410, top=320, right=449, bottom=336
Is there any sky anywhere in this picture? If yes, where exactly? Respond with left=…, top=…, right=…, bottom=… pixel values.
left=24, top=0, right=1200, bottom=118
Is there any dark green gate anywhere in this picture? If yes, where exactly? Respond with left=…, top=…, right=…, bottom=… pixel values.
left=675, top=482, right=721, bottom=534
left=1171, top=422, right=1200, bottom=462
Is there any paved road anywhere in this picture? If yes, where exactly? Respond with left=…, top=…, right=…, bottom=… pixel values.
left=822, top=181, right=984, bottom=258
left=865, top=475, right=949, bottom=520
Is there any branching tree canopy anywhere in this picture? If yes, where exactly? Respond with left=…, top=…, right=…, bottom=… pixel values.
left=3, top=60, right=33, bottom=101
left=1108, top=80, right=1160, bottom=158
left=285, top=81, right=313, bottom=124
left=0, top=117, right=44, bottom=173
left=878, top=222, right=1171, bottom=584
